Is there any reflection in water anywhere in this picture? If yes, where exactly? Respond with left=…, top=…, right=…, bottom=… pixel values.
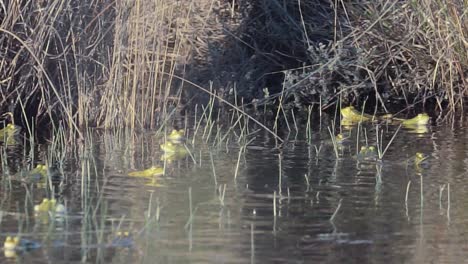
left=0, top=119, right=468, bottom=263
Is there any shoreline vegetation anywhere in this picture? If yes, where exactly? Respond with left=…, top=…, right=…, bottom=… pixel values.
left=0, top=2, right=465, bottom=260
left=0, top=0, right=466, bottom=134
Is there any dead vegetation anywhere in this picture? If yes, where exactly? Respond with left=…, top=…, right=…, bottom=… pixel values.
left=0, top=0, right=466, bottom=132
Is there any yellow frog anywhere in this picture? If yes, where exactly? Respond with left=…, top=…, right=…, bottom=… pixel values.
left=340, top=106, right=374, bottom=123
left=357, top=146, right=378, bottom=161
left=335, top=133, right=352, bottom=145
left=161, top=151, right=187, bottom=162
left=414, top=152, right=428, bottom=166
left=160, top=142, right=188, bottom=154
left=128, top=166, right=164, bottom=177
left=400, top=113, right=430, bottom=126
left=3, top=236, right=19, bottom=251
left=28, top=164, right=48, bottom=180
left=3, top=236, right=41, bottom=257
left=168, top=129, right=185, bottom=143
left=0, top=124, right=20, bottom=144
left=335, top=133, right=345, bottom=144
left=34, top=198, right=57, bottom=213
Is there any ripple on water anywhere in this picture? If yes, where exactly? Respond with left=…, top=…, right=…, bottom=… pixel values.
left=2, top=122, right=468, bottom=263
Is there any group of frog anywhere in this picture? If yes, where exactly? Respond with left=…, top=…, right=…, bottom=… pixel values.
left=1, top=107, right=429, bottom=256
left=340, top=106, right=430, bottom=127
left=3, top=230, right=134, bottom=258
left=127, top=129, right=188, bottom=178
left=0, top=116, right=145, bottom=257
left=0, top=164, right=68, bottom=257
left=337, top=106, right=430, bottom=167
left=1, top=162, right=73, bottom=257
left=3, top=177, right=133, bottom=257
left=3, top=197, right=68, bottom=257
left=0, top=117, right=66, bottom=257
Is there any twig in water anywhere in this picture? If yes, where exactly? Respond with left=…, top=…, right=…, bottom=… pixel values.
left=376, top=124, right=401, bottom=160
left=210, top=152, right=217, bottom=186
left=273, top=191, right=277, bottom=217
left=327, top=126, right=339, bottom=159
left=330, top=198, right=343, bottom=222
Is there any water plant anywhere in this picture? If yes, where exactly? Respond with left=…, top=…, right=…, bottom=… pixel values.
left=328, top=123, right=344, bottom=159
left=375, top=124, right=401, bottom=160
left=330, top=199, right=343, bottom=222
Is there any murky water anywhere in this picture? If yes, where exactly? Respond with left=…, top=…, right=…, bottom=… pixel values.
left=1, top=116, right=468, bottom=263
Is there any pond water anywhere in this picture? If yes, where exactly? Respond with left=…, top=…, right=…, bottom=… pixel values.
left=1, top=115, right=468, bottom=263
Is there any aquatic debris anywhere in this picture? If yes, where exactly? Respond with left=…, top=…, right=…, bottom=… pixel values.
left=128, top=166, right=164, bottom=177
left=315, top=232, right=373, bottom=245
left=168, top=129, right=185, bottom=143
left=340, top=106, right=374, bottom=123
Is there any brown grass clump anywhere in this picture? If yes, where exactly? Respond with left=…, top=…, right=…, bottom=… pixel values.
left=241, top=0, right=467, bottom=113
left=0, top=0, right=203, bottom=131
left=342, top=0, right=467, bottom=111
left=0, top=0, right=466, bottom=134
left=0, top=1, right=114, bottom=131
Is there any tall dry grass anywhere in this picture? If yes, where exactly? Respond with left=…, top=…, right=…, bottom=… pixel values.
left=91, top=0, right=196, bottom=130
left=0, top=0, right=205, bottom=132
left=0, top=0, right=466, bottom=136
left=247, top=0, right=467, bottom=114
left=342, top=0, right=467, bottom=111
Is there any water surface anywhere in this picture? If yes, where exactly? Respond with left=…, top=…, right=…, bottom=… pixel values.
left=1, top=118, right=467, bottom=263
